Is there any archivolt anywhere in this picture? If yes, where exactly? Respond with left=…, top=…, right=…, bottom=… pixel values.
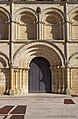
left=40, top=7, right=65, bottom=22
left=67, top=52, right=78, bottom=67
left=13, top=7, right=38, bottom=21
left=0, top=52, right=9, bottom=68
left=68, top=6, right=78, bottom=21
left=0, top=7, right=11, bottom=22
left=13, top=41, right=65, bottom=67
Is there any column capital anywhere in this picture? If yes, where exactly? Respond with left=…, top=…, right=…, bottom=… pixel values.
left=25, top=67, right=30, bottom=71
left=50, top=66, right=57, bottom=69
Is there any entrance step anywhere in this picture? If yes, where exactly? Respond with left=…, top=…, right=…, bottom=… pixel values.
left=0, top=93, right=71, bottom=99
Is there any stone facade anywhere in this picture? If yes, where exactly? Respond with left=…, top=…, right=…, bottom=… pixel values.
left=0, top=0, right=78, bottom=95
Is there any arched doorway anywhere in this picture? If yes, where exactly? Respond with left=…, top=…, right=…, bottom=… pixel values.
left=28, top=57, right=51, bottom=93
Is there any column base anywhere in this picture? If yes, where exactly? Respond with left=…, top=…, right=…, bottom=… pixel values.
left=20, top=88, right=27, bottom=95
left=9, top=88, right=27, bottom=95
left=66, top=89, right=71, bottom=95
left=10, top=88, right=21, bottom=95
left=4, top=89, right=10, bottom=95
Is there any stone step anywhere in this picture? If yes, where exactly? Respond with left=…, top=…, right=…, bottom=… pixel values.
left=0, top=93, right=71, bottom=100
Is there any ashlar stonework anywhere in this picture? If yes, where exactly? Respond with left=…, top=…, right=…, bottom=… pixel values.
left=0, top=0, right=78, bottom=95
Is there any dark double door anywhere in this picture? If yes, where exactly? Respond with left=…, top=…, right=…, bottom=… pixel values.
left=28, top=57, right=51, bottom=93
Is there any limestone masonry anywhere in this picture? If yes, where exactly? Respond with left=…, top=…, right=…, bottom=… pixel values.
left=0, top=0, right=78, bottom=95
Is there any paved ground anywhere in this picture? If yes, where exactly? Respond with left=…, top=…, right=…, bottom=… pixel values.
left=0, top=94, right=78, bottom=119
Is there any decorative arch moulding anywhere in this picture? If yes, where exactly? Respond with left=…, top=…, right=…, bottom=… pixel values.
left=13, top=41, right=65, bottom=68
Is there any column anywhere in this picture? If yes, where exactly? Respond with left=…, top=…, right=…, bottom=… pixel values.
left=19, top=69, right=23, bottom=89
left=66, top=68, right=71, bottom=95
left=14, top=69, right=16, bottom=89
left=25, top=69, right=29, bottom=93
left=11, top=68, right=14, bottom=89
left=50, top=67, right=53, bottom=93
left=63, top=21, right=65, bottom=40
left=10, top=69, right=16, bottom=95
left=20, top=69, right=23, bottom=94
left=22, top=69, right=27, bottom=94
left=15, top=69, right=20, bottom=94
left=50, top=67, right=56, bottom=93
left=20, top=68, right=29, bottom=94
left=36, top=7, right=41, bottom=40
left=62, top=68, right=65, bottom=93
left=21, top=69, right=23, bottom=89
left=16, top=69, right=20, bottom=89
left=15, top=69, right=18, bottom=89
left=16, top=69, right=21, bottom=94
left=58, top=67, right=61, bottom=93
left=18, top=69, right=20, bottom=89
left=69, top=68, right=71, bottom=90
left=53, top=67, right=58, bottom=93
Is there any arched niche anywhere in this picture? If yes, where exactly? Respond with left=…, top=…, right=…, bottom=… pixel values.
left=0, top=11, right=9, bottom=40
left=16, top=11, right=37, bottom=40
left=68, top=52, right=78, bottom=67
left=42, top=12, right=63, bottom=40
left=70, top=13, right=78, bottom=40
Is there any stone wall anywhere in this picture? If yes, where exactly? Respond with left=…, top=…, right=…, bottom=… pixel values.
left=0, top=1, right=78, bottom=95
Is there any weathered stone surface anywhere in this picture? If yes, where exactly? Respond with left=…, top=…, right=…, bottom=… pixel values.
left=0, top=0, right=78, bottom=95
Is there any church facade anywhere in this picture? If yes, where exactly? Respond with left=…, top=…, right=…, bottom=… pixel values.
left=0, top=0, right=78, bottom=95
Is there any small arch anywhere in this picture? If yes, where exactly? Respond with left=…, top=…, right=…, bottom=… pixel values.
left=68, top=7, right=78, bottom=20
left=40, top=8, right=64, bottom=40
left=13, top=7, right=38, bottom=20
left=68, top=52, right=78, bottom=67
left=0, top=52, right=9, bottom=67
left=16, top=11, right=37, bottom=40
left=0, top=57, right=7, bottom=68
left=68, top=7, right=78, bottom=40
left=40, top=8, right=65, bottom=21
left=70, top=12, right=78, bottom=40
left=0, top=8, right=10, bottom=40
left=0, top=7, right=10, bottom=21
left=13, top=8, right=38, bottom=40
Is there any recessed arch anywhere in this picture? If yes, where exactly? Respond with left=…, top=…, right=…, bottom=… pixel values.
left=0, top=52, right=9, bottom=68
left=13, top=7, right=38, bottom=20
left=40, top=8, right=65, bottom=21
left=0, top=7, right=10, bottom=40
left=13, top=8, right=38, bottom=40
left=13, top=41, right=66, bottom=94
left=68, top=7, right=78, bottom=20
left=17, top=11, right=37, bottom=40
left=68, top=8, right=78, bottom=40
left=13, top=41, right=65, bottom=68
left=68, top=7, right=78, bottom=40
left=68, top=52, right=78, bottom=67
left=0, top=7, right=10, bottom=21
left=40, top=8, right=64, bottom=40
